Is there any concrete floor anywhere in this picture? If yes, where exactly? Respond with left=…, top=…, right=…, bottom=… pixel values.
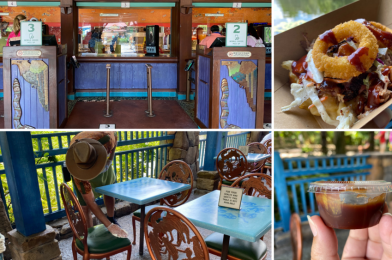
left=59, top=190, right=272, bottom=260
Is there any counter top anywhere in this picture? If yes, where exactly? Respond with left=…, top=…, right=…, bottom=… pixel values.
left=77, top=53, right=178, bottom=63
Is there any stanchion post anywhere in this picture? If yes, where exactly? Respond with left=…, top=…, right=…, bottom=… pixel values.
left=145, top=64, right=155, bottom=117
left=103, top=64, right=112, bottom=117
left=186, top=70, right=191, bottom=102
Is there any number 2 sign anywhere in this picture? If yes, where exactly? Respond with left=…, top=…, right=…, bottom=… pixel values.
left=20, top=21, right=42, bottom=46
left=225, top=23, right=247, bottom=47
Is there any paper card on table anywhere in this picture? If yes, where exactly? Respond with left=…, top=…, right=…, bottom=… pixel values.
left=238, top=145, right=249, bottom=156
left=218, top=186, right=244, bottom=210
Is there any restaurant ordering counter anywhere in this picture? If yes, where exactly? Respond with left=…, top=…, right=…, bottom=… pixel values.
left=3, top=45, right=67, bottom=129
left=195, top=46, right=265, bottom=129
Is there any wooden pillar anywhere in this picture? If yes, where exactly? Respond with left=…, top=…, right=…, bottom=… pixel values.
left=177, top=0, right=193, bottom=95
left=204, top=132, right=227, bottom=171
left=61, top=0, right=78, bottom=94
left=0, top=132, right=46, bottom=236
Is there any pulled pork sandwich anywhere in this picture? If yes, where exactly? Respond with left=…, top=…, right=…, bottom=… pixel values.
left=281, top=20, right=392, bottom=129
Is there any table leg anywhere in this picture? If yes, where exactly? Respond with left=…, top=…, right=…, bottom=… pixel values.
left=221, top=235, right=230, bottom=260
left=139, top=204, right=145, bottom=255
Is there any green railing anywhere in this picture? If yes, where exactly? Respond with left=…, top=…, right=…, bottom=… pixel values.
left=0, top=131, right=174, bottom=223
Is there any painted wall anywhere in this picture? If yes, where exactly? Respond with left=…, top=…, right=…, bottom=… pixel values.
left=192, top=8, right=271, bottom=26
left=11, top=59, right=50, bottom=129
left=74, top=62, right=177, bottom=90
left=1, top=7, right=61, bottom=42
left=78, top=8, right=171, bottom=27
left=196, top=56, right=210, bottom=128
left=57, top=55, right=67, bottom=126
left=219, top=60, right=257, bottom=129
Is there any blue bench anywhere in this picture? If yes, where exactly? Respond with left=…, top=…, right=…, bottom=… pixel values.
left=274, top=151, right=372, bottom=232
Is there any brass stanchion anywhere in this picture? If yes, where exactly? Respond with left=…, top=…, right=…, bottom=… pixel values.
left=103, top=64, right=112, bottom=117
left=145, top=64, right=155, bottom=117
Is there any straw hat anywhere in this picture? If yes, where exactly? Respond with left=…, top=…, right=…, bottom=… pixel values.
left=66, top=138, right=107, bottom=181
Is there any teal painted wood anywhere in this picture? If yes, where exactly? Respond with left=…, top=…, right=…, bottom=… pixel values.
left=76, top=2, right=175, bottom=7
left=95, top=177, right=191, bottom=205
left=0, top=132, right=46, bottom=236
left=176, top=190, right=271, bottom=242
left=274, top=151, right=372, bottom=232
left=246, top=153, right=271, bottom=163
left=193, top=2, right=271, bottom=7
left=0, top=1, right=60, bottom=6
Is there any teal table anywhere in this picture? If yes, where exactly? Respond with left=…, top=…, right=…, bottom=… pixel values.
left=95, top=177, right=191, bottom=255
left=176, top=190, right=271, bottom=259
left=214, top=153, right=271, bottom=163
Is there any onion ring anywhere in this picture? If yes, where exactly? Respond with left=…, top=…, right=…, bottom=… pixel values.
left=369, top=21, right=392, bottom=48
left=313, top=21, right=378, bottom=79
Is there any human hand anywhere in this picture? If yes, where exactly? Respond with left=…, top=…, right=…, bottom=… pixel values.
left=308, top=204, right=392, bottom=260
left=107, top=223, right=128, bottom=238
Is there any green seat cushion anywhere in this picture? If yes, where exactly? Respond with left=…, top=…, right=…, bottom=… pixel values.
left=205, top=233, right=267, bottom=260
left=222, top=179, right=235, bottom=186
left=265, top=162, right=271, bottom=166
left=76, top=224, right=130, bottom=254
left=222, top=179, right=244, bottom=186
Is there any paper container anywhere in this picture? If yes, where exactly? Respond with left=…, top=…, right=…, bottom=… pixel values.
left=274, top=0, right=392, bottom=129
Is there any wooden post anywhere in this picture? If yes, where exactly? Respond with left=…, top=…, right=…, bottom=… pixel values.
left=61, top=0, right=78, bottom=94
left=204, top=132, right=227, bottom=171
left=0, top=132, right=46, bottom=236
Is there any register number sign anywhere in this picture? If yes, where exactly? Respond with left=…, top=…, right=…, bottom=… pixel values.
left=218, top=186, right=244, bottom=210
left=20, top=21, right=42, bottom=46
left=225, top=23, right=247, bottom=47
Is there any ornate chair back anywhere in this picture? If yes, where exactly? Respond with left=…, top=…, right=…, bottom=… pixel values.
left=145, top=207, right=210, bottom=260
left=60, top=183, right=88, bottom=248
left=261, top=138, right=272, bottom=164
left=247, top=142, right=268, bottom=172
left=216, top=148, right=248, bottom=183
left=231, top=173, right=271, bottom=199
left=158, top=160, right=194, bottom=207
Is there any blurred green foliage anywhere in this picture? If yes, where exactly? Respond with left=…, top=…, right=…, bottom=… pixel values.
left=1, top=131, right=165, bottom=224
left=275, top=0, right=357, bottom=17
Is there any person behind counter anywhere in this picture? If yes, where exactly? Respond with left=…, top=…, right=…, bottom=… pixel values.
left=199, top=25, right=224, bottom=48
left=6, top=14, right=26, bottom=46
left=247, top=23, right=265, bottom=48
left=88, top=28, right=100, bottom=53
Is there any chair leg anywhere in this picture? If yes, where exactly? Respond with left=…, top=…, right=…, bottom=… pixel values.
left=132, top=216, right=138, bottom=245
left=72, top=241, right=77, bottom=260
left=126, top=246, right=132, bottom=260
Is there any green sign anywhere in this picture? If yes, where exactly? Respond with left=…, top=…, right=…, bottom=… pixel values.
left=225, top=23, right=247, bottom=47
left=20, top=21, right=42, bottom=46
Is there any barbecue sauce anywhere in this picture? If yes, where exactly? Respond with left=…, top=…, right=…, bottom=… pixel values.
left=315, top=192, right=385, bottom=229
left=356, top=19, right=392, bottom=48
left=319, top=30, right=338, bottom=45
left=348, top=47, right=369, bottom=72
left=338, top=43, right=356, bottom=56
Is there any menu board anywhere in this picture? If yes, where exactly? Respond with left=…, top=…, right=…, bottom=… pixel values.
left=225, top=23, right=247, bottom=47
left=218, top=186, right=244, bottom=210
left=20, top=21, right=42, bottom=46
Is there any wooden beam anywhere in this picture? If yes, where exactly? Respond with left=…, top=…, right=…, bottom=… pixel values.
left=177, top=0, right=192, bottom=94
left=61, top=0, right=78, bottom=94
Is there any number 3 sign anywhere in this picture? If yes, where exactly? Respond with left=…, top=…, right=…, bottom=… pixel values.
left=225, top=23, right=247, bottom=47
left=20, top=21, right=42, bottom=46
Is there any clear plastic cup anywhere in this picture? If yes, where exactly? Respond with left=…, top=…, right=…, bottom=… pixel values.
left=308, top=181, right=392, bottom=229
